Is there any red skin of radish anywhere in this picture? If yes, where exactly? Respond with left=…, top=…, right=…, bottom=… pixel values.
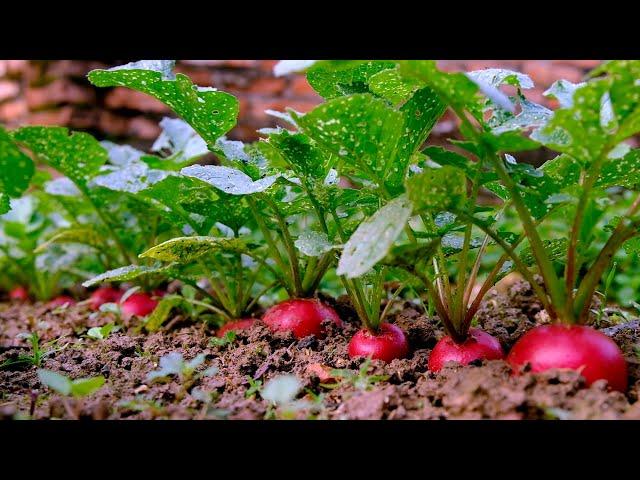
left=89, top=287, right=123, bottom=311
left=428, top=328, right=504, bottom=372
left=348, top=323, right=409, bottom=362
left=507, top=324, right=628, bottom=392
left=48, top=295, right=76, bottom=308
left=216, top=318, right=255, bottom=338
left=262, top=298, right=342, bottom=339
left=121, top=292, right=158, bottom=320
left=9, top=286, right=29, bottom=301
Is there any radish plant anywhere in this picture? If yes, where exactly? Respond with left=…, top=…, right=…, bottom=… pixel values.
left=84, top=61, right=351, bottom=334
left=280, top=61, right=539, bottom=362
left=0, top=194, right=97, bottom=301
left=83, top=61, right=291, bottom=329
left=488, top=60, right=640, bottom=391
left=4, top=124, right=204, bottom=307
left=333, top=60, right=638, bottom=386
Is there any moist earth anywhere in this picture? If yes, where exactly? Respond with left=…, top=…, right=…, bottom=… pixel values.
left=1, top=280, right=639, bottom=420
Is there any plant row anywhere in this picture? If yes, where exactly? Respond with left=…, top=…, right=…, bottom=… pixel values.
left=2, top=60, right=640, bottom=392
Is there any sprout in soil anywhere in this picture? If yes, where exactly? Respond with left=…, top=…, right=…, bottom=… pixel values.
left=37, top=369, right=106, bottom=419
left=326, top=358, right=390, bottom=391
left=260, top=374, right=317, bottom=419
left=0, top=332, right=67, bottom=369
left=146, top=351, right=217, bottom=400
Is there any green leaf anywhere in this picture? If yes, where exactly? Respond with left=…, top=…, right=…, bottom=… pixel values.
left=519, top=238, right=568, bottom=266
left=492, top=99, right=553, bottom=135
left=406, top=165, right=467, bottom=212
left=578, top=198, right=604, bottom=248
left=306, top=60, right=397, bottom=99
left=147, top=351, right=186, bottom=382
left=336, top=195, right=413, bottom=278
left=261, top=131, right=327, bottom=180
left=140, top=174, right=225, bottom=235
left=392, top=87, right=447, bottom=187
left=383, top=239, right=441, bottom=269
left=70, top=376, right=105, bottom=397
left=145, top=296, right=184, bottom=332
left=91, top=161, right=173, bottom=194
left=544, top=79, right=585, bottom=108
left=398, top=61, right=482, bottom=115
left=531, top=80, right=611, bottom=165
left=150, top=117, right=209, bottom=166
left=44, top=177, right=81, bottom=197
left=181, top=165, right=279, bottom=195
left=82, top=264, right=173, bottom=288
left=486, top=154, right=581, bottom=219
left=35, top=227, right=105, bottom=253
left=37, top=369, right=72, bottom=396
left=12, top=126, right=108, bottom=189
left=0, top=193, right=9, bottom=215
left=296, top=93, right=404, bottom=185
left=481, top=130, right=541, bottom=152
left=467, top=69, right=534, bottom=89
left=623, top=236, right=640, bottom=255
left=0, top=126, right=35, bottom=213
left=368, top=67, right=422, bottom=104
left=139, top=236, right=250, bottom=263
left=294, top=231, right=333, bottom=257
left=599, top=60, right=640, bottom=141
left=260, top=374, right=301, bottom=405
left=597, top=149, right=640, bottom=189
left=87, top=323, right=116, bottom=340
left=422, top=146, right=480, bottom=180
left=88, top=60, right=238, bottom=147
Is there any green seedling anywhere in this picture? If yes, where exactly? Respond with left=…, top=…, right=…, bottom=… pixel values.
left=86, top=323, right=119, bottom=340
left=261, top=374, right=306, bottom=420
left=117, top=396, right=166, bottom=417
left=210, top=331, right=237, bottom=348
left=325, top=358, right=389, bottom=391
left=244, top=375, right=262, bottom=399
left=146, top=352, right=217, bottom=400
left=37, top=369, right=105, bottom=397
left=0, top=332, right=67, bottom=369
left=37, top=369, right=106, bottom=419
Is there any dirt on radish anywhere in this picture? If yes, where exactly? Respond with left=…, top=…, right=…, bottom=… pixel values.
left=2, top=280, right=639, bottom=420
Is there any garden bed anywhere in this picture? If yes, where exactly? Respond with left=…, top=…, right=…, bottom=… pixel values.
left=2, top=279, right=639, bottom=420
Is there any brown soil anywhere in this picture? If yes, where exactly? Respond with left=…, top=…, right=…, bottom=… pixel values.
left=1, top=281, right=639, bottom=420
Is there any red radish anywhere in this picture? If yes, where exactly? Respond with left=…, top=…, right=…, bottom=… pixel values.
left=89, top=286, right=123, bottom=311
left=507, top=324, right=628, bottom=392
left=152, top=289, right=167, bottom=298
left=348, top=323, right=409, bottom=362
left=216, top=318, right=255, bottom=337
left=262, top=298, right=342, bottom=339
left=9, top=286, right=29, bottom=301
left=428, top=328, right=504, bottom=372
left=48, top=295, right=76, bottom=308
left=121, top=292, right=158, bottom=320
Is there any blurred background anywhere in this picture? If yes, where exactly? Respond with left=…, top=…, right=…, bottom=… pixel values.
left=0, top=60, right=603, bottom=164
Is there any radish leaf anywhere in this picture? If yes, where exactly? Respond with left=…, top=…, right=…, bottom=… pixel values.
left=88, top=60, right=238, bottom=147
left=139, top=236, right=250, bottom=263
left=337, top=195, right=413, bottom=278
